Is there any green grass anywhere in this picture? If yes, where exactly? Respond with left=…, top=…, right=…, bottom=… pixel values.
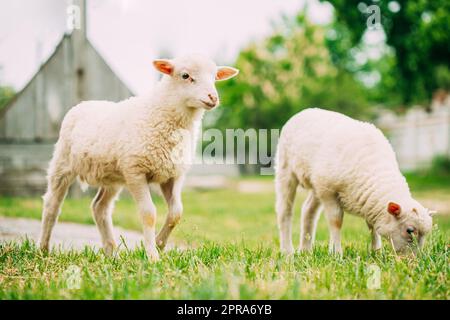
left=0, top=181, right=449, bottom=299
left=404, top=171, right=450, bottom=191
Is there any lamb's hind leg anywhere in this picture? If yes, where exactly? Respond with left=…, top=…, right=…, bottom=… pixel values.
left=125, top=174, right=159, bottom=262
left=275, top=169, right=298, bottom=254
left=39, top=169, right=75, bottom=251
left=157, top=176, right=184, bottom=251
left=321, top=196, right=344, bottom=255
left=299, top=191, right=322, bottom=251
left=91, top=186, right=122, bottom=255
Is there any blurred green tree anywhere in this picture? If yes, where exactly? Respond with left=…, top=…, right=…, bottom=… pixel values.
left=0, top=66, right=15, bottom=111
left=213, top=14, right=370, bottom=132
left=322, top=0, right=450, bottom=105
left=0, top=86, right=14, bottom=111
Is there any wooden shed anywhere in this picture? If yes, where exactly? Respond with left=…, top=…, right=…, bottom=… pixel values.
left=0, top=0, right=133, bottom=195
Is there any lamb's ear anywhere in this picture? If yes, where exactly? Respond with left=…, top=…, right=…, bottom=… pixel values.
left=387, top=202, right=401, bottom=217
left=153, top=59, right=174, bottom=75
left=428, top=210, right=437, bottom=217
left=216, top=66, right=239, bottom=81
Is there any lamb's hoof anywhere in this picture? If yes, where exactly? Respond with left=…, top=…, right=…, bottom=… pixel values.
left=103, top=242, right=117, bottom=256
left=39, top=242, right=49, bottom=252
left=329, top=248, right=343, bottom=257
left=156, top=239, right=166, bottom=252
left=280, top=246, right=294, bottom=255
left=298, top=246, right=313, bottom=253
left=147, top=249, right=160, bottom=262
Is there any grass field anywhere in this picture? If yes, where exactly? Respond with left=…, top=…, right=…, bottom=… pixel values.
left=0, top=177, right=449, bottom=299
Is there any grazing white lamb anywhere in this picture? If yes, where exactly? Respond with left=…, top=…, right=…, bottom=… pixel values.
left=275, top=108, right=435, bottom=254
left=39, top=54, right=239, bottom=261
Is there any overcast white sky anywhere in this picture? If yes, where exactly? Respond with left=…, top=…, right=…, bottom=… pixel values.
left=0, top=0, right=334, bottom=94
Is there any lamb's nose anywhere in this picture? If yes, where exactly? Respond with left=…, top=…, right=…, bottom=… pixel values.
left=208, top=94, right=218, bottom=104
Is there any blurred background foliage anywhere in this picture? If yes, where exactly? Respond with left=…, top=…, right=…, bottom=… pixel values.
left=214, top=14, right=372, bottom=132
left=326, top=0, right=450, bottom=106
left=212, top=0, right=450, bottom=131
left=0, top=66, right=15, bottom=111
left=0, top=85, right=14, bottom=111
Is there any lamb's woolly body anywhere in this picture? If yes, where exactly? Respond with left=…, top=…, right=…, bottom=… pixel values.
left=278, top=108, right=409, bottom=223
left=276, top=108, right=432, bottom=253
left=54, top=86, right=203, bottom=187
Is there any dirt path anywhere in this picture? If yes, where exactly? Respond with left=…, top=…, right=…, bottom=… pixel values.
left=0, top=216, right=147, bottom=251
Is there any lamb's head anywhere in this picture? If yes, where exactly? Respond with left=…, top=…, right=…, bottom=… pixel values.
left=376, top=200, right=434, bottom=253
left=152, top=54, right=239, bottom=110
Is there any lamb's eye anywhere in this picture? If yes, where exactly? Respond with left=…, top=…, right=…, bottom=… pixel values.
left=181, top=73, right=190, bottom=80
left=406, top=226, right=415, bottom=235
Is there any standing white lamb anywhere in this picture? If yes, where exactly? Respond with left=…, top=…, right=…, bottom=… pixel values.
left=39, top=54, right=239, bottom=261
left=275, top=108, right=435, bottom=254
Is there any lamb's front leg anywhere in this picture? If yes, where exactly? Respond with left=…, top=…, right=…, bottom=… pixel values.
left=126, top=174, right=159, bottom=261
left=157, top=176, right=184, bottom=251
left=366, top=222, right=382, bottom=251
left=371, top=230, right=382, bottom=251
left=322, top=196, right=344, bottom=255
left=299, top=191, right=322, bottom=251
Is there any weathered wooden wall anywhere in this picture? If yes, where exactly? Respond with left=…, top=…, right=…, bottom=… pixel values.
left=0, top=36, right=132, bottom=142
left=0, top=144, right=53, bottom=195
left=0, top=34, right=133, bottom=195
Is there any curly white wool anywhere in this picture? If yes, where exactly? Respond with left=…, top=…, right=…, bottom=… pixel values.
left=275, top=108, right=433, bottom=254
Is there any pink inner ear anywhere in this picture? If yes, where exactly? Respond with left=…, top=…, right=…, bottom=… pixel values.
left=388, top=202, right=401, bottom=216
left=216, top=67, right=237, bottom=80
left=153, top=60, right=173, bottom=75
